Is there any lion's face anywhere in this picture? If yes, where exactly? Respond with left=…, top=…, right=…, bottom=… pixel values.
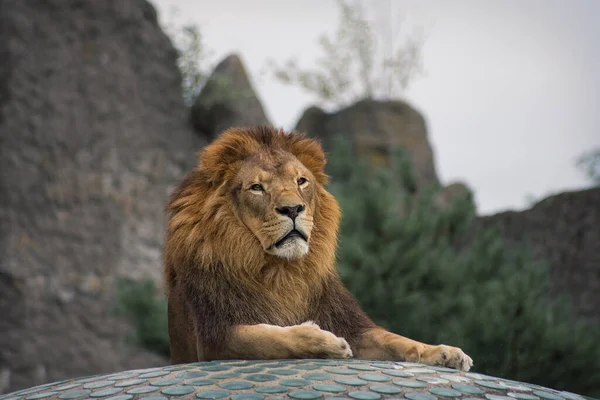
left=230, top=151, right=317, bottom=260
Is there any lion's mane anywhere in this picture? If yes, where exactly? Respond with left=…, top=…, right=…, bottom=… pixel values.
left=162, top=126, right=364, bottom=359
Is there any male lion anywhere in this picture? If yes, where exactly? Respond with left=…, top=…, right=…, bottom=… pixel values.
left=163, top=126, right=473, bottom=371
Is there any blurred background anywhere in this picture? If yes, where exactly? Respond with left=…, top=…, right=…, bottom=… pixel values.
left=0, top=0, right=598, bottom=398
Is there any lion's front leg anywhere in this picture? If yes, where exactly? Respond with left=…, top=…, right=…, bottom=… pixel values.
left=352, top=327, right=473, bottom=371
left=222, top=321, right=353, bottom=360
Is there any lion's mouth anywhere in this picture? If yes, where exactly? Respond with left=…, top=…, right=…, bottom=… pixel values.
left=275, top=229, right=307, bottom=247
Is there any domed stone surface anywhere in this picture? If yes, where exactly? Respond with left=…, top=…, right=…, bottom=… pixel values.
left=0, top=360, right=590, bottom=400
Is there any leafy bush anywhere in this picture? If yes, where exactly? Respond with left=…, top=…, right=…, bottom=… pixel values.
left=114, top=278, right=170, bottom=358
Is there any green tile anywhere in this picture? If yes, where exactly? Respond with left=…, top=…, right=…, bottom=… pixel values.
left=280, top=379, right=311, bottom=387
left=431, top=367, right=459, bottom=373
left=90, top=388, right=123, bottom=398
left=381, top=369, right=413, bottom=378
left=440, top=374, right=472, bottom=383
left=404, top=392, right=437, bottom=400
left=55, top=384, right=82, bottom=391
left=452, top=384, right=485, bottom=395
left=219, top=381, right=254, bottom=390
left=313, top=384, right=346, bottom=393
left=288, top=390, right=323, bottom=399
left=357, top=374, right=390, bottom=382
left=326, top=368, right=357, bottom=375
left=160, top=386, right=196, bottom=396
left=476, top=381, right=509, bottom=390
left=429, top=387, right=463, bottom=397
left=467, top=373, right=496, bottom=381
left=371, top=363, right=394, bottom=369
left=334, top=378, right=368, bottom=386
left=269, top=369, right=299, bottom=376
left=348, top=390, right=381, bottom=400
left=303, top=373, right=333, bottom=381
left=255, top=386, right=288, bottom=394
left=84, top=382, right=116, bottom=390
left=508, top=393, right=540, bottom=400
left=558, top=392, right=586, bottom=400
left=195, top=389, right=229, bottom=399
left=237, top=367, right=264, bottom=373
left=393, top=380, right=427, bottom=389
left=405, top=368, right=436, bottom=374
left=485, top=395, right=513, bottom=400
left=115, top=379, right=146, bottom=388
left=27, top=393, right=58, bottom=400
left=126, top=386, right=157, bottom=395
left=105, top=395, right=133, bottom=400
left=369, top=384, right=402, bottom=395
left=296, top=365, right=321, bottom=371
left=200, top=366, right=231, bottom=372
left=231, top=394, right=264, bottom=400
left=417, top=377, right=450, bottom=385
left=58, top=390, right=91, bottom=399
left=105, top=374, right=138, bottom=381
left=245, top=374, right=278, bottom=382
left=176, top=372, right=208, bottom=379
left=348, top=365, right=377, bottom=371
left=165, top=366, right=190, bottom=372
left=139, top=372, right=171, bottom=379
left=532, top=392, right=566, bottom=400
left=150, top=379, right=182, bottom=387
left=185, top=379, right=216, bottom=387
left=211, top=372, right=240, bottom=379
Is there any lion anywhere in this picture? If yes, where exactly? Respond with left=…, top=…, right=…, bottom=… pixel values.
left=163, top=126, right=473, bottom=370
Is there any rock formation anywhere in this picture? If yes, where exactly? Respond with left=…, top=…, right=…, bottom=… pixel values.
left=0, top=0, right=203, bottom=393
left=477, top=186, right=600, bottom=320
left=295, top=99, right=441, bottom=191
left=190, top=53, right=271, bottom=139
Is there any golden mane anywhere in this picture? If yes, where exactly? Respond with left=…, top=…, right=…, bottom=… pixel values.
left=163, top=126, right=339, bottom=298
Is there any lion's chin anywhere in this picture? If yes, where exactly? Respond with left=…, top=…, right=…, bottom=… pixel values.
left=268, top=236, right=309, bottom=260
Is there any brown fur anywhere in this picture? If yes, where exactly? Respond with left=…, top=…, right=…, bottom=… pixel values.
left=163, top=126, right=473, bottom=370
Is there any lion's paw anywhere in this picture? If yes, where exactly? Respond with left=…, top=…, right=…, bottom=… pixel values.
left=287, top=321, right=353, bottom=359
left=422, top=344, right=473, bottom=371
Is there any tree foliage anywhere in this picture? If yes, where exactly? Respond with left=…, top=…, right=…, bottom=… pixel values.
left=161, top=9, right=215, bottom=107
left=576, top=147, right=600, bottom=185
left=263, top=0, right=424, bottom=109
left=327, top=136, right=600, bottom=397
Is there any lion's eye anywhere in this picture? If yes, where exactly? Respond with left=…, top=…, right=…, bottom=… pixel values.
left=297, top=177, right=308, bottom=186
left=250, top=184, right=264, bottom=192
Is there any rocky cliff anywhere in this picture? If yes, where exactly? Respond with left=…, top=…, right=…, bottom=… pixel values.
left=477, top=187, right=600, bottom=320
left=0, top=0, right=203, bottom=393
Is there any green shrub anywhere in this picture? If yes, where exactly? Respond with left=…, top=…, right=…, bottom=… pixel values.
left=114, top=278, right=170, bottom=358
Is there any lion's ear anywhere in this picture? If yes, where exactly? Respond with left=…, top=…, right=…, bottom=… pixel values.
left=197, top=129, right=260, bottom=186
left=288, top=135, right=329, bottom=185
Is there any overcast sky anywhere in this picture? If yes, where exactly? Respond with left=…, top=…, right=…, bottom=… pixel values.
left=150, top=0, right=599, bottom=215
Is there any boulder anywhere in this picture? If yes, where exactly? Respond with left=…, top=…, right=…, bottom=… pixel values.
left=190, top=53, right=271, bottom=138
left=0, top=0, right=203, bottom=393
left=295, top=99, right=440, bottom=191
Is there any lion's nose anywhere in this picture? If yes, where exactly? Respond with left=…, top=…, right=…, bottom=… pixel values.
left=276, top=204, right=305, bottom=220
